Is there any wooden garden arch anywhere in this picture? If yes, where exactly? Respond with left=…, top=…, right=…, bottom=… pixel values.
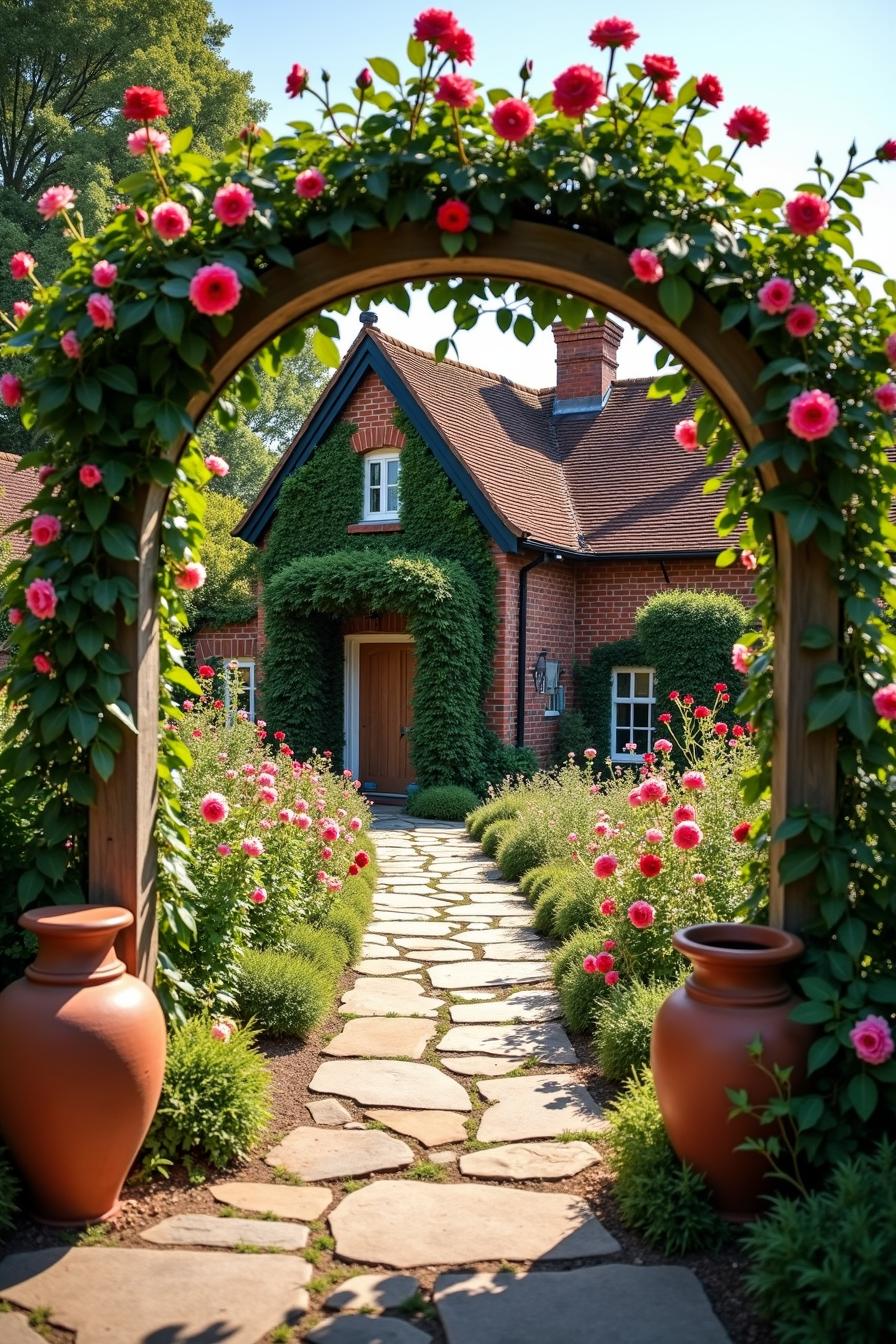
left=87, top=219, right=838, bottom=980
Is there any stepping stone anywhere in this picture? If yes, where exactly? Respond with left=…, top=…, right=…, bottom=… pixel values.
left=481, top=941, right=554, bottom=962
left=361, top=941, right=399, bottom=957
left=140, top=1213, right=309, bottom=1250
left=340, top=978, right=442, bottom=1018
left=0, top=1248, right=311, bottom=1344
left=454, top=928, right=544, bottom=945
left=401, top=947, right=473, bottom=962
left=394, top=937, right=460, bottom=951
left=500, top=916, right=532, bottom=927
left=308, top=1317, right=430, bottom=1343
left=434, top=1266, right=732, bottom=1344
left=430, top=1149, right=458, bottom=1165
left=323, top=1017, right=436, bottom=1059
left=477, top=1075, right=608, bottom=1142
left=441, top=1055, right=522, bottom=1077
left=449, top=991, right=562, bottom=1024
left=452, top=990, right=496, bottom=1002
left=362, top=933, right=389, bottom=945
left=465, top=891, right=528, bottom=903
left=324, top=1272, right=420, bottom=1311
left=308, top=1098, right=354, bottom=1125
left=210, top=1181, right=332, bottom=1220
left=353, top=959, right=423, bottom=976
left=365, top=1109, right=468, bottom=1147
left=459, top=1140, right=600, bottom=1180
left=310, top=1060, right=471, bottom=1111
left=368, top=922, right=457, bottom=937
left=445, top=905, right=527, bottom=918
left=0, top=1317, right=40, bottom=1343
left=266, top=1127, right=413, bottom=1180
left=329, top=1182, right=619, bottom=1268
left=428, top=961, right=551, bottom=990
left=438, top=1023, right=576, bottom=1064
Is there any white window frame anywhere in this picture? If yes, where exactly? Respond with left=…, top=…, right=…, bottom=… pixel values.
left=363, top=452, right=401, bottom=522
left=545, top=684, right=565, bottom=718
left=610, top=666, right=656, bottom=763
left=224, top=658, right=256, bottom=723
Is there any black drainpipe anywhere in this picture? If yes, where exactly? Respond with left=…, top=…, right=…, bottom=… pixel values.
left=515, top=552, right=547, bottom=747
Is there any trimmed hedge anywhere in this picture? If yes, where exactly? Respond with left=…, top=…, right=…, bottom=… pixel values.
left=553, top=927, right=607, bottom=1031
left=551, top=866, right=604, bottom=940
left=576, top=636, right=644, bottom=771
left=283, top=923, right=350, bottom=977
left=467, top=795, right=521, bottom=841
left=406, top=785, right=479, bottom=821
left=495, top=820, right=552, bottom=882
left=238, top=949, right=334, bottom=1039
left=519, top=862, right=568, bottom=901
left=595, top=977, right=673, bottom=1080
left=636, top=588, right=750, bottom=715
left=481, top=817, right=516, bottom=859
left=322, top=900, right=366, bottom=961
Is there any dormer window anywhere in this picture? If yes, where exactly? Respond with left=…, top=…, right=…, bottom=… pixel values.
left=363, top=452, right=401, bottom=521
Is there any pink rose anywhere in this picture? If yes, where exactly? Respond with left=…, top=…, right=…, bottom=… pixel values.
left=599, top=897, right=617, bottom=916
left=60, top=330, right=82, bottom=360
left=36, top=184, right=76, bottom=220
left=249, top=887, right=267, bottom=904
left=295, top=813, right=311, bottom=830
left=638, top=854, right=662, bottom=878
left=589, top=17, right=639, bottom=49
left=639, top=777, right=666, bottom=803
left=582, top=955, right=599, bottom=974
left=8, top=608, right=22, bottom=626
left=258, top=785, right=278, bottom=805
left=673, top=804, right=696, bottom=823
left=210, top=1021, right=233, bottom=1042
left=695, top=73, right=723, bottom=106
left=295, top=168, right=327, bottom=199
left=86, top=292, right=116, bottom=329
left=9, top=251, right=36, bottom=280
left=874, top=383, right=896, bottom=413
left=849, top=1014, right=894, bottom=1066
left=732, top=642, right=751, bottom=675
left=491, top=98, right=537, bottom=142
left=122, top=86, right=169, bottom=120
left=593, top=853, right=619, bottom=878
left=437, top=25, right=474, bottom=63
left=645, top=828, right=664, bottom=844
left=217, top=843, right=232, bottom=855
left=628, top=787, right=643, bottom=807
left=0, top=373, right=23, bottom=407
left=552, top=65, right=605, bottom=118
left=654, top=739, right=672, bottom=753
left=204, top=455, right=229, bottom=477
left=693, top=873, right=707, bottom=885
left=886, top=333, right=896, bottom=367
left=674, top=419, right=698, bottom=451
left=583, top=747, right=597, bottom=759
left=785, top=304, right=818, bottom=338
left=25, top=578, right=57, bottom=620
left=605, top=970, right=620, bottom=986
left=242, top=837, right=264, bottom=857
left=785, top=193, right=830, bottom=236
left=757, top=277, right=794, bottom=315
left=673, top=820, right=703, bottom=850
left=175, top=562, right=206, bottom=590
left=682, top=770, right=706, bottom=790
left=787, top=388, right=839, bottom=441
left=725, top=105, right=770, bottom=147
left=79, top=463, right=103, bottom=488
left=435, top=74, right=476, bottom=109
left=872, top=683, right=896, bottom=719
left=151, top=201, right=191, bottom=240
left=91, top=260, right=118, bottom=288
left=732, top=821, right=751, bottom=843
left=12, top=301, right=31, bottom=321
left=349, top=816, right=363, bottom=831
left=127, top=126, right=171, bottom=156
left=628, top=898, right=656, bottom=927
left=285, top=63, right=309, bottom=98
left=213, top=182, right=255, bottom=227
left=188, top=263, right=242, bottom=315
left=33, top=653, right=52, bottom=675
left=595, top=952, right=615, bottom=974
left=629, top=248, right=663, bottom=284
left=413, top=8, right=457, bottom=43
left=200, top=792, right=229, bottom=823
left=30, top=514, right=61, bottom=547
left=643, top=53, right=678, bottom=81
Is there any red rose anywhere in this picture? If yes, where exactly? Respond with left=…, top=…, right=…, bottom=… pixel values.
left=589, top=17, right=639, bottom=49
left=694, top=705, right=710, bottom=719
left=436, top=73, right=476, bottom=108
left=785, top=193, right=830, bottom=236
left=413, top=7, right=457, bottom=43
left=285, top=63, right=309, bottom=98
left=695, top=73, right=723, bottom=106
left=732, top=822, right=751, bottom=843
left=348, top=862, right=360, bottom=876
left=877, top=139, right=896, bottom=162
left=643, top=53, right=679, bottom=82
left=438, top=25, right=474, bottom=63
left=198, top=664, right=215, bottom=679
left=274, top=730, right=286, bottom=741
left=638, top=853, right=663, bottom=878
left=552, top=64, right=605, bottom=119
left=356, top=67, right=373, bottom=90
left=354, top=850, right=370, bottom=868
left=653, top=80, right=674, bottom=103
left=725, top=105, right=770, bottom=148
left=491, top=97, right=536, bottom=142
left=436, top=199, right=471, bottom=233
left=122, top=86, right=169, bottom=121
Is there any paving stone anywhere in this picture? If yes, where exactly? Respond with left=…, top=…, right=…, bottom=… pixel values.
left=427, top=961, right=551, bottom=990
left=308, top=1098, right=354, bottom=1125
left=453, top=928, right=544, bottom=945
left=440, top=1055, right=523, bottom=1077
left=477, top=1075, right=608, bottom=1142
left=324, top=1272, right=420, bottom=1312
left=433, top=1266, right=732, bottom=1344
left=394, top=937, right=461, bottom=951
left=480, top=941, right=554, bottom=962
left=0, top=1316, right=40, bottom=1343
left=310, top=1060, right=471, bottom=1111
left=266, top=1127, right=413, bottom=1180
left=438, top=1022, right=576, bottom=1064
left=210, top=1181, right=332, bottom=1220
left=444, top=905, right=528, bottom=918
left=449, top=991, right=562, bottom=1024
left=464, top=890, right=529, bottom=903
left=368, top=922, right=457, bottom=937
left=0, top=1248, right=311, bottom=1344
left=362, top=933, right=389, bottom=945
left=429, top=1149, right=459, bottom=1165
left=140, top=1213, right=309, bottom=1250
left=340, top=978, right=443, bottom=1018
left=323, top=1017, right=436, bottom=1059
left=353, top=958, right=424, bottom=977
left=329, top=1182, right=619, bottom=1268
left=364, top=1109, right=468, bottom=1147
left=361, top=942, right=399, bottom=958
left=452, top=990, right=497, bottom=1002
left=309, top=1314, right=431, bottom=1341
left=459, top=1140, right=600, bottom=1180
left=401, top=947, right=474, bottom=962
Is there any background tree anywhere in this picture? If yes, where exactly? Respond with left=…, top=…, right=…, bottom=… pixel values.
left=179, top=492, right=258, bottom=636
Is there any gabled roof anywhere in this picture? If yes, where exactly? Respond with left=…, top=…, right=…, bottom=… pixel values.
left=0, top=452, right=37, bottom=558
left=235, top=327, right=719, bottom=557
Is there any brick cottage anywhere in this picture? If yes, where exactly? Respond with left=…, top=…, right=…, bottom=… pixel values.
left=196, top=316, right=753, bottom=794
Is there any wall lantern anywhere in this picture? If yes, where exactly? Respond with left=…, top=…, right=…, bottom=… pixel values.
left=532, top=651, right=562, bottom=694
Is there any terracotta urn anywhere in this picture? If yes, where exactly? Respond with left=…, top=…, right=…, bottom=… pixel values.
left=651, top=922, right=814, bottom=1221
left=0, top=905, right=166, bottom=1225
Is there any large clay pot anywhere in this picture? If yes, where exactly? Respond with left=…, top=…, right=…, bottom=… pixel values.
left=0, top=904, right=166, bottom=1225
left=651, top=922, right=814, bottom=1221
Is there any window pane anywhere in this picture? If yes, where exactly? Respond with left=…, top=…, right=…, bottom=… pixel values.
left=632, top=727, right=650, bottom=752
left=633, top=702, right=651, bottom=728
left=386, top=458, right=399, bottom=485
left=634, top=671, right=652, bottom=697
left=386, top=482, right=398, bottom=512
left=369, top=461, right=381, bottom=486
left=615, top=728, right=631, bottom=754
left=615, top=671, right=631, bottom=697
left=369, top=484, right=381, bottom=512
left=616, top=704, right=632, bottom=727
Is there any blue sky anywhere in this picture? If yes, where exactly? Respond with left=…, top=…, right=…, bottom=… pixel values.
left=215, top=0, right=894, bottom=384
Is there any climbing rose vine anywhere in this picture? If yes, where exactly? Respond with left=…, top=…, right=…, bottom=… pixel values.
left=1, top=10, right=895, bottom=1159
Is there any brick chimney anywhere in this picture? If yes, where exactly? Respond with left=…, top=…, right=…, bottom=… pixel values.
left=552, top=316, right=624, bottom=409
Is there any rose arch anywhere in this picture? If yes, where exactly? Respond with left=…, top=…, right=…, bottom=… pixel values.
left=2, top=14, right=895, bottom=1136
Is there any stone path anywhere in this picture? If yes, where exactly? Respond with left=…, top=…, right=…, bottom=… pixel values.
left=0, top=813, right=732, bottom=1342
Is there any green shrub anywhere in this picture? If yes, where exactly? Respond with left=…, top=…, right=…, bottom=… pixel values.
left=238, top=949, right=334, bottom=1039
left=575, top=636, right=644, bottom=771
left=467, top=795, right=521, bottom=841
left=321, top=900, right=366, bottom=960
left=407, top=784, right=479, bottom=821
left=143, top=1017, right=272, bottom=1172
left=636, top=588, right=750, bottom=717
left=554, top=928, right=608, bottom=1031
left=742, top=1140, right=896, bottom=1344
left=339, top=877, right=374, bottom=924
left=551, top=866, right=603, bottom=939
left=479, top=732, right=539, bottom=788
left=0, top=1146, right=19, bottom=1239
left=594, top=978, right=673, bottom=1081
left=532, top=881, right=565, bottom=935
left=283, top=923, right=350, bottom=977
left=606, top=1068, right=722, bottom=1255
left=552, top=709, right=592, bottom=764
left=519, top=862, right=567, bottom=902
left=481, top=817, right=516, bottom=859
left=495, top=819, right=552, bottom=881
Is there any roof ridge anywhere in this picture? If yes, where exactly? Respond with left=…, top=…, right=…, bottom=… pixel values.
left=369, top=327, right=552, bottom=400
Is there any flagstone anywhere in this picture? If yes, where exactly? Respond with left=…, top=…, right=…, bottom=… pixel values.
left=480, top=941, right=553, bottom=962
left=477, top=1075, right=608, bottom=1142
left=458, top=1140, right=600, bottom=1180
left=323, top=1272, right=420, bottom=1312
left=427, top=961, right=551, bottom=990
left=307, top=1098, right=354, bottom=1125
left=451, top=989, right=496, bottom=1001
left=329, top=1182, right=619, bottom=1268
left=0, top=1315, right=40, bottom=1343
left=445, top=904, right=532, bottom=918
left=340, top=978, right=442, bottom=1018
left=449, top=991, right=562, bottom=1024
left=367, top=922, right=457, bottom=937
left=364, top=1109, right=468, bottom=1147
left=499, top=916, right=534, bottom=927
left=440, top=1055, right=523, bottom=1077
left=433, top=1266, right=732, bottom=1344
left=140, top=1213, right=309, bottom=1250
left=210, top=1181, right=332, bottom=1220
left=353, top=959, right=424, bottom=976
left=361, top=938, right=396, bottom=954
left=394, top=937, right=462, bottom=951
left=265, top=1127, right=413, bottom=1180
left=453, top=928, right=544, bottom=945
left=398, top=947, right=474, bottom=962
left=308, top=1319, right=431, bottom=1344
left=323, top=1017, right=436, bottom=1059
left=0, top=1248, right=311, bottom=1344
left=310, top=1060, right=471, bottom=1111
left=438, top=1022, right=576, bottom=1064
left=464, top=890, right=528, bottom=903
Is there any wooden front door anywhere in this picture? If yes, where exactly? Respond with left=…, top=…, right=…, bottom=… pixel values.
left=358, top=642, right=416, bottom=794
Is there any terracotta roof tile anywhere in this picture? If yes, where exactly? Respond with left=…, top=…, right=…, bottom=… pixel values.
left=0, top=452, right=38, bottom=558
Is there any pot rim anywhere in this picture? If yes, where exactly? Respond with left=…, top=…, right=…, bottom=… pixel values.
left=673, top=921, right=804, bottom=965
left=19, top=904, right=134, bottom=937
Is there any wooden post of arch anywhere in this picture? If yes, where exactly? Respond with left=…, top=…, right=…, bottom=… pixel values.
left=88, top=221, right=838, bottom=980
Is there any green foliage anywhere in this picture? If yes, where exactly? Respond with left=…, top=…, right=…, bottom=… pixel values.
left=518, top=861, right=567, bottom=901
left=552, top=710, right=593, bottom=765
left=261, top=423, right=362, bottom=572
left=595, top=977, right=675, bottom=1081
left=532, top=877, right=568, bottom=936
left=606, top=1069, right=722, bottom=1255
left=480, top=818, right=516, bottom=859
left=743, top=1140, right=896, bottom=1344
left=179, top=492, right=258, bottom=634
left=0, top=1146, right=19, bottom=1239
left=406, top=784, right=479, bottom=821
left=551, top=865, right=605, bottom=940
left=237, top=949, right=334, bottom=1039
left=467, top=795, right=522, bottom=841
left=283, top=923, right=350, bottom=977
left=555, top=930, right=609, bottom=1032
left=320, top=900, right=366, bottom=961
left=142, top=1016, right=272, bottom=1172
left=636, top=589, right=750, bottom=719
left=576, top=637, right=644, bottom=771
left=495, top=818, right=554, bottom=882
left=477, top=732, right=539, bottom=792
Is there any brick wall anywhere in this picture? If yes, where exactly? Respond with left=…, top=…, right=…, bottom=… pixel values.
left=340, top=370, right=398, bottom=444
left=194, top=613, right=261, bottom=664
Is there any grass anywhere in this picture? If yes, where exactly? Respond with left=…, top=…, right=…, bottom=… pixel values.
left=402, top=1160, right=448, bottom=1182
left=303, top=1233, right=335, bottom=1265
left=235, top=1242, right=286, bottom=1254
left=558, top=1129, right=607, bottom=1143
left=28, top=1308, right=52, bottom=1327
left=219, top=1205, right=280, bottom=1221
left=307, top=1265, right=354, bottom=1294
left=61, top=1222, right=110, bottom=1247
left=497, top=1260, right=521, bottom=1275
left=269, top=1327, right=295, bottom=1343
left=271, top=1166, right=304, bottom=1186
left=341, top=1179, right=365, bottom=1193
left=397, top=1289, right=437, bottom=1319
